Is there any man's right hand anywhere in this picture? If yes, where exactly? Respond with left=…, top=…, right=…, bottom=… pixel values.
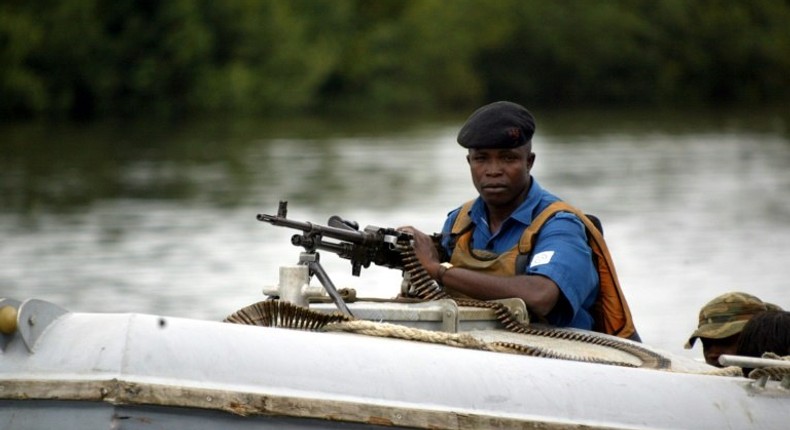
left=397, top=226, right=442, bottom=280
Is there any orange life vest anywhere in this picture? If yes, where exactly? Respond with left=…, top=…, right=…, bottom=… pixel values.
left=449, top=200, right=639, bottom=340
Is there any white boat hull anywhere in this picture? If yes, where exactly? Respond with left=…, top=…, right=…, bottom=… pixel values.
left=1, top=299, right=788, bottom=429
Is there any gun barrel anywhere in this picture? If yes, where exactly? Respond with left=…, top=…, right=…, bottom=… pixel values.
left=257, top=213, right=372, bottom=245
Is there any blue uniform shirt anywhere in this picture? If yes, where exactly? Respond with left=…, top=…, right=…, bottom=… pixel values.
left=441, top=179, right=599, bottom=330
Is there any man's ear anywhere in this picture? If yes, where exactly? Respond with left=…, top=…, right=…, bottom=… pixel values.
left=527, top=152, right=536, bottom=169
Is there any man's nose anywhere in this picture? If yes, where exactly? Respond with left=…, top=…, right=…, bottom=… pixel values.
left=485, top=160, right=504, bottom=175
left=705, top=351, right=721, bottom=365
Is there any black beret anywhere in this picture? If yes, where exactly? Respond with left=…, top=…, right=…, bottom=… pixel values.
left=456, top=101, right=535, bottom=149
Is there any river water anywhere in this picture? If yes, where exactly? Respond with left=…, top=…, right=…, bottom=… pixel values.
left=1, top=107, right=788, bottom=361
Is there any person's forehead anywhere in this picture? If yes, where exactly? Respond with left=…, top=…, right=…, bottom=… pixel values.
left=468, top=146, right=527, bottom=155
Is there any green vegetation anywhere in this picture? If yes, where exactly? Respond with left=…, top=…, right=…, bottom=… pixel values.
left=2, top=0, right=789, bottom=120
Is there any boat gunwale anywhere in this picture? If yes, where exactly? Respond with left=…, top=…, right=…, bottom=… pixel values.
left=0, top=377, right=632, bottom=430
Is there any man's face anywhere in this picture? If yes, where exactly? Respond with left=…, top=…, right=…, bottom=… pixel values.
left=700, top=334, right=740, bottom=367
left=467, top=145, right=535, bottom=210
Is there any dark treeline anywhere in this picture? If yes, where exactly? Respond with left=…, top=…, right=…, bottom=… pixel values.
left=2, top=0, right=789, bottom=120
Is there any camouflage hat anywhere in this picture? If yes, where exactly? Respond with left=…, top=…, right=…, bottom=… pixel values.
left=684, top=292, right=769, bottom=349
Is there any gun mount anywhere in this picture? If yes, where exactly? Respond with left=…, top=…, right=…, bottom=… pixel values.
left=257, top=201, right=414, bottom=316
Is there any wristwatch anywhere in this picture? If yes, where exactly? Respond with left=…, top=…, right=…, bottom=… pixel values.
left=437, top=262, right=454, bottom=284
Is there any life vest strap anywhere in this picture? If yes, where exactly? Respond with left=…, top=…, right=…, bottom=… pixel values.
left=517, top=201, right=638, bottom=340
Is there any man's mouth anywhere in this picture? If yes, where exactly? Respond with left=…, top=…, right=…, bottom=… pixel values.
left=482, top=184, right=507, bottom=191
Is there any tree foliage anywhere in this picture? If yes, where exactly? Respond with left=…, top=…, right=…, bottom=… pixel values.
left=1, top=0, right=788, bottom=120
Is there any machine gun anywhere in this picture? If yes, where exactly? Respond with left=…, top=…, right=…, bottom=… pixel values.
left=257, top=201, right=417, bottom=316
left=257, top=201, right=412, bottom=276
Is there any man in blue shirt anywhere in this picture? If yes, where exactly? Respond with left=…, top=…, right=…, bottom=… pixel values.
left=400, top=101, right=598, bottom=330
